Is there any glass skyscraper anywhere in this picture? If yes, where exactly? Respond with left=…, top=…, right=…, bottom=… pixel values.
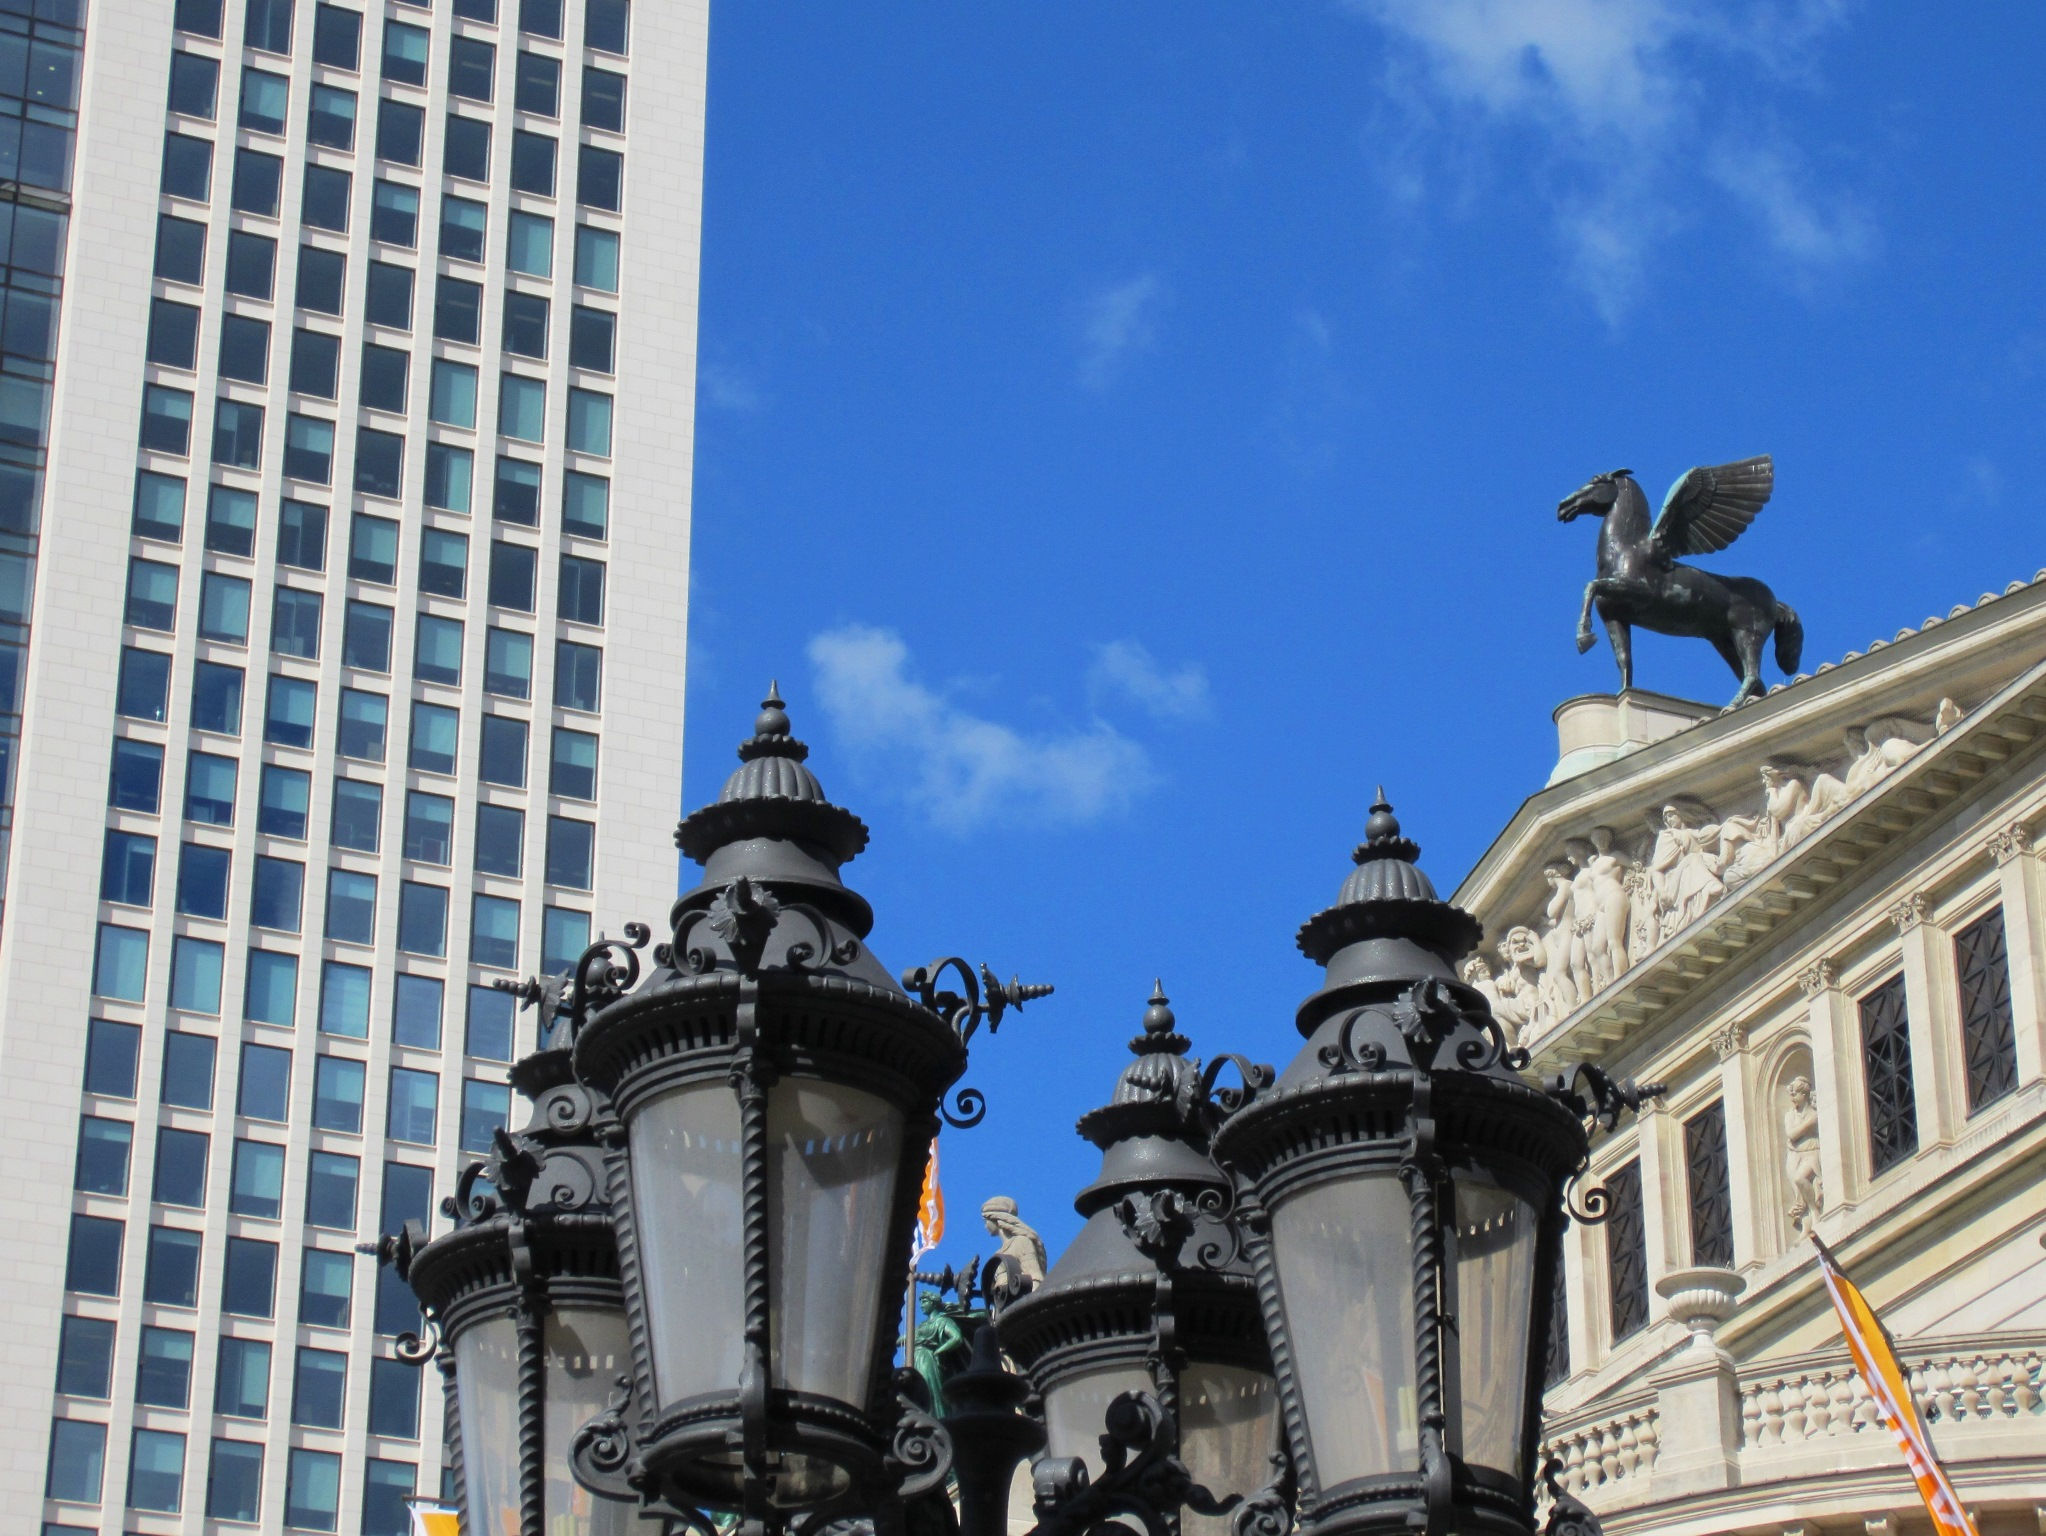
left=2, top=0, right=704, bottom=1528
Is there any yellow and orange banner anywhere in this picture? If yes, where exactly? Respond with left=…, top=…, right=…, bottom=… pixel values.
left=915, top=1137, right=945, bottom=1258
left=406, top=1497, right=462, bottom=1536
left=1812, top=1235, right=1979, bottom=1536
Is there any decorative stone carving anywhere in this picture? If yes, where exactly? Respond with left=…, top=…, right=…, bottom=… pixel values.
left=980, top=1195, right=1047, bottom=1309
left=1987, top=822, right=2033, bottom=866
left=1796, top=959, right=1836, bottom=996
left=1782, top=1076, right=1824, bottom=1232
left=1886, top=893, right=1930, bottom=932
left=1655, top=1266, right=1747, bottom=1353
left=1483, top=698, right=1959, bottom=1036
left=1709, top=1020, right=1746, bottom=1060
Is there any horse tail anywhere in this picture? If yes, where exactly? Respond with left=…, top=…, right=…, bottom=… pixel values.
left=1773, top=603, right=1804, bottom=675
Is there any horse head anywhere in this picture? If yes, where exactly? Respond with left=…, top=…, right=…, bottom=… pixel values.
left=1556, top=469, right=1633, bottom=522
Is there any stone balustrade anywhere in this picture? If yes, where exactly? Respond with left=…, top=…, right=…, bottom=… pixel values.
left=1538, top=1332, right=2046, bottom=1509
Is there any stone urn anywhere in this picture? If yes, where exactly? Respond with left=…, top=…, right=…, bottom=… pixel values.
left=1656, top=1266, right=1745, bottom=1356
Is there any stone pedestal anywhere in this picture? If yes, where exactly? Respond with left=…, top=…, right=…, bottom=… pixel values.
left=1549, top=690, right=1720, bottom=786
left=1649, top=1267, right=1746, bottom=1496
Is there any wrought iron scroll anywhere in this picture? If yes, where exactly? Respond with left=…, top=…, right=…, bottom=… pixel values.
left=900, top=957, right=1053, bottom=1127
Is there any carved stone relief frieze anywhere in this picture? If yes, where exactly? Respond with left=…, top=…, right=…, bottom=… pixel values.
left=1477, top=700, right=1960, bottom=1042
left=1986, top=822, right=2033, bottom=866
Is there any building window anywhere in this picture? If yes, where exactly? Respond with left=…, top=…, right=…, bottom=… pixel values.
left=283, top=415, right=336, bottom=487
left=222, top=1235, right=278, bottom=1318
left=404, top=789, right=454, bottom=863
left=212, top=400, right=264, bottom=471
left=216, top=1337, right=272, bottom=1418
left=344, top=599, right=395, bottom=671
left=141, top=383, right=194, bottom=454
left=338, top=688, right=388, bottom=761
left=426, top=444, right=473, bottom=512
left=171, top=935, right=224, bottom=1013
left=441, top=195, right=487, bottom=262
left=86, top=1018, right=143, bottom=1096
left=503, top=290, right=549, bottom=357
left=320, top=960, right=372, bottom=1037
left=394, top=974, right=443, bottom=1049
left=356, top=427, right=404, bottom=497
left=369, top=1362, right=421, bottom=1443
left=147, top=297, right=200, bottom=369
left=161, top=131, right=212, bottom=200
left=578, top=143, right=623, bottom=211
left=1954, top=906, right=2018, bottom=1112
left=332, top=779, right=383, bottom=852
left=229, top=1138, right=285, bottom=1218
left=313, top=1063, right=366, bottom=1137
left=468, top=983, right=515, bottom=1060
left=559, top=552, right=605, bottom=623
left=247, top=0, right=294, bottom=53
left=199, top=570, right=253, bottom=642
left=570, top=304, right=615, bottom=372
left=360, top=343, right=409, bottom=412
left=575, top=224, right=619, bottom=291
left=542, top=906, right=589, bottom=973
left=313, top=3, right=361, bottom=70
left=510, top=129, right=556, bottom=194
left=302, top=164, right=352, bottom=231
left=326, top=868, right=377, bottom=945
left=430, top=359, right=478, bottom=427
left=239, top=1042, right=292, bottom=1121
left=476, top=801, right=522, bottom=876
left=449, top=37, right=494, bottom=102
left=584, top=66, right=626, bottom=131
left=420, top=528, right=468, bottom=597
left=409, top=703, right=459, bottom=775
left=446, top=113, right=490, bottom=181
left=499, top=372, right=545, bottom=440
left=297, top=246, right=347, bottom=315
left=551, top=726, right=597, bottom=799
left=125, top=558, right=178, bottom=630
left=117, top=646, right=171, bottom=719
left=265, top=673, right=317, bottom=746
left=74, top=1115, right=131, bottom=1195
left=132, top=470, right=186, bottom=544
left=207, top=484, right=257, bottom=555
left=382, top=19, right=429, bottom=84
left=305, top=1150, right=359, bottom=1230
left=308, top=82, right=356, bottom=149
left=240, top=67, right=289, bottom=134
left=562, top=469, right=608, bottom=538
left=135, top=1326, right=195, bottom=1408
left=222, top=229, right=275, bottom=299
left=218, top=313, right=271, bottom=384
left=246, top=950, right=299, bottom=1023
left=556, top=639, right=601, bottom=711
left=100, top=828, right=157, bottom=907
left=46, top=1419, right=106, bottom=1503
left=109, top=738, right=166, bottom=814
left=302, top=1248, right=353, bottom=1327
left=471, top=892, right=519, bottom=969
left=520, top=0, right=561, bottom=39
left=94, top=921, right=149, bottom=999
left=207, top=1438, right=264, bottom=1522
left=545, top=814, right=595, bottom=890
left=129, top=1427, right=187, bottom=1512
left=143, top=1225, right=201, bottom=1306
left=589, top=0, right=629, bottom=53
left=177, top=770, right=239, bottom=851
left=168, top=51, right=220, bottom=119
left=57, top=1314, right=116, bottom=1398
left=278, top=499, right=328, bottom=570
left=397, top=881, right=448, bottom=957
left=484, top=626, right=531, bottom=698
left=286, top=1448, right=343, bottom=1533
left=231, top=147, right=283, bottom=217
left=1603, top=1157, right=1648, bottom=1342
left=387, top=1066, right=438, bottom=1143
left=258, top=763, right=311, bottom=838
left=515, top=49, right=558, bottom=115
left=480, top=714, right=528, bottom=787
left=291, top=329, right=341, bottom=399
left=67, top=1212, right=124, bottom=1294
left=377, top=97, right=424, bottom=165
left=507, top=211, right=552, bottom=277
left=1859, top=973, right=1917, bottom=1174
left=371, top=180, right=420, bottom=246
left=434, top=275, right=482, bottom=343
left=161, top=1031, right=217, bottom=1108
left=460, top=1078, right=511, bottom=1153
left=153, top=1127, right=210, bottom=1207
left=176, top=841, right=230, bottom=917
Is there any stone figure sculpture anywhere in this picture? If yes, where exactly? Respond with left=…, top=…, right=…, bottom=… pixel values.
left=1539, top=861, right=1581, bottom=1018
left=980, top=1196, right=1047, bottom=1308
left=1557, top=456, right=1803, bottom=705
left=1649, top=804, right=1726, bottom=937
left=1583, top=828, right=1634, bottom=990
left=1563, top=838, right=1602, bottom=1000
left=1782, top=1076, right=1824, bottom=1231
left=1494, top=925, right=1549, bottom=1042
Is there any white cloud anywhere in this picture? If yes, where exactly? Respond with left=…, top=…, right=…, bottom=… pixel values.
left=807, top=626, right=1157, bottom=833
left=1347, top=0, right=1863, bottom=319
left=700, top=361, right=764, bottom=412
left=1077, top=274, right=1165, bottom=390
left=1086, top=641, right=1212, bottom=722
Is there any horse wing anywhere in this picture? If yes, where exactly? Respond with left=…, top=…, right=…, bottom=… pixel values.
left=1649, top=455, right=1774, bottom=558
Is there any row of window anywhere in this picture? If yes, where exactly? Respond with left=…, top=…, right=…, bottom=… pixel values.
left=1585, top=904, right=2024, bottom=1358
left=94, top=897, right=595, bottom=1009
left=59, top=1318, right=419, bottom=1441
left=151, top=292, right=619, bottom=388
left=178, top=0, right=631, bottom=64
left=49, top=1418, right=416, bottom=1531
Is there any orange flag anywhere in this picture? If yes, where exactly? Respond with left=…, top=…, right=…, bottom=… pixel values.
left=1812, top=1236, right=1979, bottom=1536
left=915, top=1138, right=945, bottom=1257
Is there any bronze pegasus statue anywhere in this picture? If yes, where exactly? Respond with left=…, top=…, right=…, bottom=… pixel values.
left=1558, top=455, right=1802, bottom=706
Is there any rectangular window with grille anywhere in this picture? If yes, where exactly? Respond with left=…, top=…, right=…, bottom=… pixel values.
left=1604, top=1158, right=1648, bottom=1342
left=1683, top=1100, right=1734, bottom=1268
left=1954, top=907, right=2018, bottom=1112
left=1859, top=974, right=1917, bottom=1174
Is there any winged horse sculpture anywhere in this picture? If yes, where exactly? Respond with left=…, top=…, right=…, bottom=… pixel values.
left=1557, top=455, right=1802, bottom=707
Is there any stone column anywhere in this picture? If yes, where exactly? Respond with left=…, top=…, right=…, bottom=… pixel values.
left=1709, top=1021, right=1760, bottom=1268
left=1649, top=1268, right=1746, bottom=1496
left=1889, top=893, right=1963, bottom=1145
left=1637, top=1094, right=1674, bottom=1282
left=1799, top=961, right=1858, bottom=1214
left=1988, top=822, right=2046, bottom=1088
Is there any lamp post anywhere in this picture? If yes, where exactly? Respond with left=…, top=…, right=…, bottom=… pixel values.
left=998, top=984, right=1280, bottom=1536
left=369, top=935, right=652, bottom=1536
left=382, top=701, right=1646, bottom=1536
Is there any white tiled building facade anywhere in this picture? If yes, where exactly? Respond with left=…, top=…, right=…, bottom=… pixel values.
left=0, top=0, right=705, bottom=1528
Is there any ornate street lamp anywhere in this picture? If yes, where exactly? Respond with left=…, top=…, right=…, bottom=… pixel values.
left=371, top=940, right=652, bottom=1536
left=999, top=984, right=1282, bottom=1536
left=1210, top=795, right=1592, bottom=1536
left=566, top=692, right=1038, bottom=1526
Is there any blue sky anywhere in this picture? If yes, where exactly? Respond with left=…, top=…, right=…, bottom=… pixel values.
left=676, top=2, right=2046, bottom=1266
